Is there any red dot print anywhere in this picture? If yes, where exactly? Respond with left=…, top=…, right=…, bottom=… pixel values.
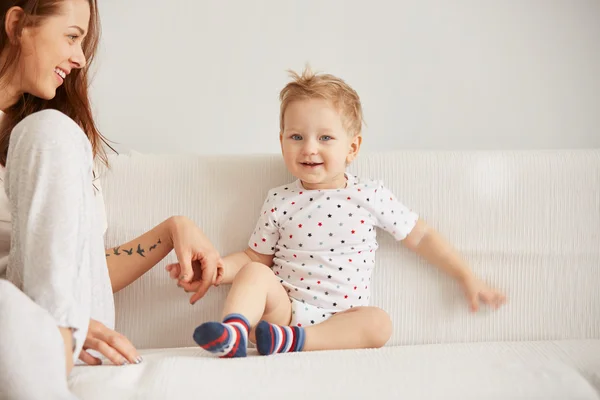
left=262, top=238, right=266, bottom=242
left=292, top=202, right=295, bottom=205
left=254, top=243, right=257, bottom=247
left=318, top=222, right=323, bottom=226
left=347, top=197, right=351, bottom=200
left=293, top=254, right=297, bottom=258
left=344, top=295, right=348, bottom=299
left=354, top=286, right=357, bottom=290
left=358, top=189, right=362, bottom=192
left=390, top=197, right=393, bottom=200
left=358, top=251, right=362, bottom=254
left=298, top=323, right=302, bottom=327
left=351, top=230, right=356, bottom=234
left=349, top=259, right=353, bottom=262
left=299, top=192, right=303, bottom=195
left=317, top=281, right=321, bottom=284
left=270, top=208, right=275, bottom=213
left=361, top=220, right=365, bottom=224
left=298, top=224, right=303, bottom=228
left=301, top=277, right=304, bottom=281
left=289, top=235, right=293, bottom=239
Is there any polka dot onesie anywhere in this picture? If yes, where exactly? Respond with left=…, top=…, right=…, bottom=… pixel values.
left=248, top=173, right=419, bottom=326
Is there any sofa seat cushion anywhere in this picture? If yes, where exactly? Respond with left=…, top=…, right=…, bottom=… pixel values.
left=69, top=340, right=600, bottom=399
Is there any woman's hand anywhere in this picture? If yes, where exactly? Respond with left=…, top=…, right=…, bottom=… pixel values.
left=165, top=261, right=224, bottom=304
left=78, top=319, right=142, bottom=366
left=166, top=216, right=224, bottom=302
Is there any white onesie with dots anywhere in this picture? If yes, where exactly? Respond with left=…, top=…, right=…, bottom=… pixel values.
left=248, top=173, right=418, bottom=327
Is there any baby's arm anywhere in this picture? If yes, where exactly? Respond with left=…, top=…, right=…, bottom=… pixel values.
left=219, top=248, right=274, bottom=285
left=403, top=219, right=472, bottom=280
left=402, top=219, right=506, bottom=311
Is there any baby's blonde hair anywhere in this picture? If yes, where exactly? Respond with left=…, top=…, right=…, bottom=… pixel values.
left=279, top=66, right=364, bottom=137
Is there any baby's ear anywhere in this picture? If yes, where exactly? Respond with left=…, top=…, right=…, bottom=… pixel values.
left=347, top=134, right=362, bottom=163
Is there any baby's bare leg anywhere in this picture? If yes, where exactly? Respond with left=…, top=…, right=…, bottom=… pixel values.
left=193, top=262, right=291, bottom=357
left=303, top=307, right=392, bottom=351
left=255, top=306, right=392, bottom=355
left=222, top=262, right=292, bottom=327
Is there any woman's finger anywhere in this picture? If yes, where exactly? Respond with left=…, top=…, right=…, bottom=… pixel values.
left=193, top=252, right=218, bottom=302
left=189, top=287, right=206, bottom=305
left=174, top=247, right=194, bottom=283
left=78, top=349, right=102, bottom=365
left=103, top=334, right=140, bottom=365
left=214, top=268, right=224, bottom=286
left=178, top=280, right=201, bottom=293
left=215, top=257, right=225, bottom=286
left=87, top=338, right=128, bottom=366
left=211, top=268, right=219, bottom=286
left=94, top=326, right=141, bottom=365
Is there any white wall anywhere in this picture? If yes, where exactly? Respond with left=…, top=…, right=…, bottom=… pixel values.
left=90, top=0, right=600, bottom=155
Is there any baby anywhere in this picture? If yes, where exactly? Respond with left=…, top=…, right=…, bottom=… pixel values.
left=171, top=67, right=506, bottom=358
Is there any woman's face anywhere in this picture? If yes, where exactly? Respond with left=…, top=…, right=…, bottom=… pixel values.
left=16, top=0, right=90, bottom=100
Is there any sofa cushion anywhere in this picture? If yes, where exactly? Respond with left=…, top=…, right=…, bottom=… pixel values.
left=68, top=339, right=600, bottom=399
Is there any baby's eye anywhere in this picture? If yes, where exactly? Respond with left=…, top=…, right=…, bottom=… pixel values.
left=291, top=134, right=302, bottom=140
left=320, top=135, right=332, bottom=141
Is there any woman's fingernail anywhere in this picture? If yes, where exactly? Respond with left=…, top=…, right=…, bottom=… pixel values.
left=121, top=360, right=128, bottom=366
left=136, top=356, right=143, bottom=363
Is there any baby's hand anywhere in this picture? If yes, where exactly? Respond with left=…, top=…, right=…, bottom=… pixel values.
left=165, top=262, right=183, bottom=281
left=460, top=276, right=506, bottom=312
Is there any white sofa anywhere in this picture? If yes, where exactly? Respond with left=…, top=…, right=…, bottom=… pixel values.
left=68, top=150, right=600, bottom=399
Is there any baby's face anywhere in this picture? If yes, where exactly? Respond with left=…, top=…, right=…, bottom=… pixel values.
left=280, top=99, right=361, bottom=190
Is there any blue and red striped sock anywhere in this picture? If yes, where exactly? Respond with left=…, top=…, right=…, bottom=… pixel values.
left=255, top=320, right=305, bottom=355
left=193, top=313, right=250, bottom=358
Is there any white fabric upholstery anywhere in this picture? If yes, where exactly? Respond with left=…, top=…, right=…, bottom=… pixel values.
left=99, top=150, right=600, bottom=348
left=69, top=340, right=600, bottom=399
left=76, top=150, right=600, bottom=399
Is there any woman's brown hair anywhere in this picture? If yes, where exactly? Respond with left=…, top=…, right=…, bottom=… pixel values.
left=0, top=0, right=113, bottom=167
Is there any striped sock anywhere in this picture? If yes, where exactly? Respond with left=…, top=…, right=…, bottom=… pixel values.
left=255, top=320, right=306, bottom=355
left=193, top=313, right=250, bottom=358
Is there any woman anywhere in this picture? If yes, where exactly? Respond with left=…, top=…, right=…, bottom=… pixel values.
left=0, top=1, right=221, bottom=398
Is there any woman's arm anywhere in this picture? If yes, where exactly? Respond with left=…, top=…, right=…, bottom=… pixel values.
left=105, top=218, right=173, bottom=293
left=106, top=216, right=222, bottom=293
